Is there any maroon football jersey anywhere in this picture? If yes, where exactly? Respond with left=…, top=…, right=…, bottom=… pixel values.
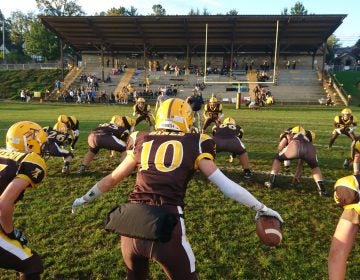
left=126, top=131, right=216, bottom=206
left=212, top=124, right=245, bottom=154
left=93, top=123, right=130, bottom=141
left=204, top=103, right=222, bottom=118
left=212, top=123, right=242, bottom=138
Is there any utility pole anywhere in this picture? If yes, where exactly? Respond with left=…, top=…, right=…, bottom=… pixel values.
left=2, top=20, right=5, bottom=64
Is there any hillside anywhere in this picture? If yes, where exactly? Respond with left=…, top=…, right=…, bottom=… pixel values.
left=0, top=69, right=66, bottom=99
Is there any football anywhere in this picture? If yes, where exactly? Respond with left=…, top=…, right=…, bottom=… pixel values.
left=256, top=215, right=283, bottom=247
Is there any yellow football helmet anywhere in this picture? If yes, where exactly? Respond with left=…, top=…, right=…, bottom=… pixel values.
left=209, top=96, right=218, bottom=104
left=58, top=115, right=69, bottom=124
left=53, top=122, right=68, bottom=134
left=223, top=117, right=236, bottom=125
left=110, top=115, right=122, bottom=126
left=6, top=121, right=47, bottom=155
left=137, top=97, right=145, bottom=103
left=69, top=116, right=77, bottom=125
left=291, top=126, right=305, bottom=135
left=155, top=98, right=193, bottom=133
left=341, top=108, right=352, bottom=115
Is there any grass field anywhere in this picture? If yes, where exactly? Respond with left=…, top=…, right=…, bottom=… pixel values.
left=0, top=102, right=359, bottom=280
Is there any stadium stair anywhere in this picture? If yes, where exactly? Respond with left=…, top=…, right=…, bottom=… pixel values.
left=113, top=68, right=136, bottom=96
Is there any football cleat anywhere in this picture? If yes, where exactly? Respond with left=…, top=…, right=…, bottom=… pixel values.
left=343, top=158, right=350, bottom=169
left=318, top=189, right=328, bottom=197
left=243, top=170, right=252, bottom=179
left=77, top=165, right=86, bottom=174
left=62, top=165, right=70, bottom=174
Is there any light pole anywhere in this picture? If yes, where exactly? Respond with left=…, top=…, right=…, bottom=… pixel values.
left=2, top=20, right=5, bottom=64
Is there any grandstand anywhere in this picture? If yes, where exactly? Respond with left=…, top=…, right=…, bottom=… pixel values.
left=49, top=61, right=339, bottom=107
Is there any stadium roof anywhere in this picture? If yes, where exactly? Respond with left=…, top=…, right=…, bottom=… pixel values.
left=40, top=14, right=346, bottom=55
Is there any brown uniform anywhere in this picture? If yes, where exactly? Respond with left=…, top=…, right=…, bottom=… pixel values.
left=329, top=115, right=357, bottom=148
left=212, top=123, right=246, bottom=155
left=67, top=117, right=80, bottom=150
left=120, top=131, right=215, bottom=279
left=0, top=149, right=46, bottom=276
left=87, top=123, right=129, bottom=154
left=275, top=133, right=319, bottom=169
left=202, top=103, right=223, bottom=131
left=43, top=127, right=74, bottom=158
left=133, top=103, right=152, bottom=127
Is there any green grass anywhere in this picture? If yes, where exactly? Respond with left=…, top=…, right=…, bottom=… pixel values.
left=333, top=71, right=360, bottom=105
left=0, top=102, right=359, bottom=279
left=0, top=69, right=66, bottom=99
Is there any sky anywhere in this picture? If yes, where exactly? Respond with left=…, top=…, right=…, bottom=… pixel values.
left=1, top=0, right=359, bottom=47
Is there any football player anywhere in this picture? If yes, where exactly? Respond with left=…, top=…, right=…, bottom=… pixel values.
left=328, top=108, right=357, bottom=149
left=202, top=95, right=223, bottom=133
left=278, top=127, right=315, bottom=172
left=72, top=98, right=283, bottom=279
left=43, top=122, right=74, bottom=174
left=57, top=115, right=80, bottom=150
left=328, top=175, right=359, bottom=280
left=264, top=126, right=327, bottom=196
left=343, top=136, right=360, bottom=175
left=133, top=97, right=153, bottom=130
left=0, top=121, right=47, bottom=279
left=77, top=115, right=135, bottom=174
left=212, top=117, right=252, bottom=178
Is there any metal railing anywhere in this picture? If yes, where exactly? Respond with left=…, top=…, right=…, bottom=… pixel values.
left=0, top=63, right=59, bottom=71
left=325, top=65, right=360, bottom=73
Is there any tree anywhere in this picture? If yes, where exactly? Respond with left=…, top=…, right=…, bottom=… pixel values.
left=352, top=39, right=360, bottom=58
left=151, top=4, right=166, bottom=16
left=188, top=8, right=200, bottom=16
left=281, top=8, right=288, bottom=15
left=126, top=6, right=139, bottom=16
left=290, top=1, right=308, bottom=15
left=106, top=7, right=126, bottom=16
left=202, top=8, right=210, bottom=16
left=35, top=0, right=84, bottom=16
left=226, top=10, right=238, bottom=16
left=24, top=19, right=60, bottom=61
left=9, top=11, right=35, bottom=45
left=326, top=34, right=342, bottom=63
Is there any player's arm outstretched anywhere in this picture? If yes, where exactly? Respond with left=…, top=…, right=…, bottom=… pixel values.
left=72, top=154, right=136, bottom=213
left=199, top=158, right=283, bottom=223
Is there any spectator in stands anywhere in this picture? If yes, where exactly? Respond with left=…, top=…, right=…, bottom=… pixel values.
left=155, top=90, right=169, bottom=113
left=326, top=93, right=334, bottom=106
left=286, top=60, right=290, bottom=69
left=55, top=80, right=61, bottom=90
left=20, top=89, right=26, bottom=102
